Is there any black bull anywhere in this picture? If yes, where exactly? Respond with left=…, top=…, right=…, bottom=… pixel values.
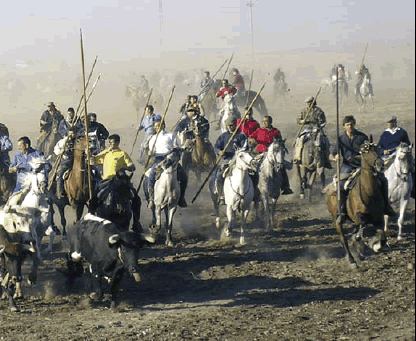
left=66, top=216, right=154, bottom=308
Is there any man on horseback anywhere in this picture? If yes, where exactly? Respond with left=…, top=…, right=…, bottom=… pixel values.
left=138, top=105, right=161, bottom=165
left=9, top=136, right=51, bottom=194
left=213, top=116, right=247, bottom=204
left=200, top=71, right=214, bottom=100
left=176, top=108, right=210, bottom=145
left=91, top=134, right=142, bottom=231
left=216, top=79, right=237, bottom=100
left=355, top=64, right=373, bottom=96
left=87, top=113, right=109, bottom=151
left=138, top=75, right=150, bottom=92
left=377, top=116, right=414, bottom=199
left=249, top=116, right=293, bottom=195
left=293, top=96, right=331, bottom=168
left=0, top=123, right=12, bottom=173
left=329, top=115, right=395, bottom=219
left=189, top=95, right=205, bottom=117
left=146, top=120, right=188, bottom=209
left=178, top=95, right=192, bottom=120
left=57, top=107, right=83, bottom=138
left=274, top=67, right=286, bottom=84
left=38, top=102, right=64, bottom=142
left=237, top=107, right=259, bottom=137
left=231, top=69, right=245, bottom=99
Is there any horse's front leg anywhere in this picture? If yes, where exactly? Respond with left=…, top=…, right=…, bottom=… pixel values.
left=270, top=198, right=278, bottom=230
left=240, top=207, right=250, bottom=246
left=213, top=201, right=221, bottom=230
left=384, top=214, right=391, bottom=236
left=262, top=194, right=271, bottom=230
left=397, top=198, right=409, bottom=240
left=165, top=206, right=177, bottom=247
left=335, top=221, right=358, bottom=268
left=58, top=202, right=67, bottom=236
left=295, top=165, right=305, bottom=199
left=223, top=205, right=234, bottom=239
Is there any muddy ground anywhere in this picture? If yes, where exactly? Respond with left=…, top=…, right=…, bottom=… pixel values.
left=0, top=76, right=414, bottom=340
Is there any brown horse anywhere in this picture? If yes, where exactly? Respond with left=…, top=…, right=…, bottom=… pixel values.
left=326, top=142, right=387, bottom=267
left=0, top=171, right=16, bottom=205
left=181, top=122, right=216, bottom=181
left=63, top=137, right=95, bottom=224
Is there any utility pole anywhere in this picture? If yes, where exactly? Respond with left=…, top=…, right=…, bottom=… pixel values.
left=246, top=0, right=257, bottom=63
left=159, top=0, right=163, bottom=46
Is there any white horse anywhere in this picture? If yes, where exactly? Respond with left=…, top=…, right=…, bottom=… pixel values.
left=220, top=94, right=241, bottom=133
left=148, top=149, right=181, bottom=247
left=384, top=143, right=414, bottom=240
left=355, top=73, right=374, bottom=111
left=258, top=138, right=289, bottom=230
left=222, top=147, right=256, bottom=245
left=5, top=156, right=56, bottom=256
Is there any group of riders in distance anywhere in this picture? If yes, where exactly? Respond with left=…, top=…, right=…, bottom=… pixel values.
left=0, top=63, right=414, bottom=260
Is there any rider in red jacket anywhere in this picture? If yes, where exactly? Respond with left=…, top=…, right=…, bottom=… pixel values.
left=237, top=107, right=259, bottom=137
left=216, top=79, right=237, bottom=100
left=250, top=116, right=282, bottom=153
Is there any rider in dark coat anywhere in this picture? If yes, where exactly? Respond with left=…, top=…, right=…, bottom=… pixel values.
left=329, top=115, right=395, bottom=219
left=0, top=123, right=12, bottom=173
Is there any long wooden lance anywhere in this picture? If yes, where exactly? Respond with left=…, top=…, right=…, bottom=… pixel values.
left=206, top=53, right=235, bottom=118
left=191, top=80, right=267, bottom=204
left=292, top=86, right=322, bottom=148
left=48, top=74, right=101, bottom=191
left=130, top=88, right=154, bottom=155
left=360, top=43, right=369, bottom=68
left=245, top=69, right=254, bottom=107
left=80, top=29, right=93, bottom=201
left=137, top=86, right=175, bottom=192
left=197, top=58, right=229, bottom=98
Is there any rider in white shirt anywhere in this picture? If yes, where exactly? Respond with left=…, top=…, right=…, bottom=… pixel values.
left=146, top=119, right=188, bottom=208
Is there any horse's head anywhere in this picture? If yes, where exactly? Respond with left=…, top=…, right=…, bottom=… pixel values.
left=395, top=142, right=413, bottom=175
left=360, top=141, right=384, bottom=173
left=28, top=156, right=49, bottom=194
left=234, top=145, right=256, bottom=172
left=161, top=148, right=181, bottom=171
left=267, top=138, right=287, bottom=172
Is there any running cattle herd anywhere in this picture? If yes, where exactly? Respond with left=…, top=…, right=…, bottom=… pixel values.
left=0, top=61, right=414, bottom=330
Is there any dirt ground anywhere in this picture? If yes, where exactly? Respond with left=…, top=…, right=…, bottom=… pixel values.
left=0, top=59, right=414, bottom=340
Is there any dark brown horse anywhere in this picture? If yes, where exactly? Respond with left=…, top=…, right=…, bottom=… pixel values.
left=326, top=142, right=387, bottom=267
left=181, top=121, right=216, bottom=181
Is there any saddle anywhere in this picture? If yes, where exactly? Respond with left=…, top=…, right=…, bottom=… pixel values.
left=323, top=169, right=361, bottom=195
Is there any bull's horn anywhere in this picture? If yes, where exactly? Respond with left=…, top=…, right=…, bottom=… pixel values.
left=141, top=234, right=156, bottom=244
left=0, top=245, right=5, bottom=254
left=108, top=234, right=121, bottom=244
left=23, top=244, right=36, bottom=253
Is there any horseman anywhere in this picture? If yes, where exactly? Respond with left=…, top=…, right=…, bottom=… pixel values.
left=91, top=134, right=142, bottom=231
left=189, top=95, right=205, bottom=117
left=37, top=102, right=64, bottom=148
left=293, top=96, right=331, bottom=168
left=200, top=71, right=214, bottom=100
left=138, top=105, right=161, bottom=164
left=145, top=119, right=188, bottom=209
left=216, top=79, right=237, bottom=101
left=330, top=64, right=347, bottom=92
left=57, top=107, right=83, bottom=138
left=231, top=68, right=246, bottom=100
left=236, top=107, right=259, bottom=137
left=273, top=67, right=286, bottom=84
left=179, top=95, right=191, bottom=120
left=87, top=113, right=109, bottom=152
left=377, top=116, right=414, bottom=199
left=329, top=115, right=395, bottom=219
left=213, top=116, right=248, bottom=204
left=53, top=127, right=78, bottom=199
left=176, top=108, right=210, bottom=147
left=9, top=136, right=51, bottom=194
left=355, top=64, right=373, bottom=96
left=249, top=115, right=293, bottom=195
left=138, top=75, right=150, bottom=92
left=0, top=122, right=12, bottom=173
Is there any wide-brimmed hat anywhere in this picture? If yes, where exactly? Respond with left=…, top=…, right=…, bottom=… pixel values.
left=304, top=96, right=314, bottom=103
left=47, top=101, right=55, bottom=107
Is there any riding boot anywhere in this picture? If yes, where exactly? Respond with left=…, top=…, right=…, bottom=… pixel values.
left=293, top=137, right=303, bottom=164
left=280, top=169, right=294, bottom=195
left=131, top=193, right=143, bottom=233
left=215, top=176, right=225, bottom=205
left=177, top=164, right=188, bottom=208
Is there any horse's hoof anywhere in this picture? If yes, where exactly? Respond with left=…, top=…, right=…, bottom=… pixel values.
left=13, top=293, right=23, bottom=300
left=349, top=262, right=358, bottom=269
left=397, top=234, right=404, bottom=241
left=240, top=237, right=246, bottom=246
left=300, top=194, right=305, bottom=200
left=9, top=306, right=20, bottom=313
left=166, top=240, right=174, bottom=247
left=28, top=274, right=37, bottom=286
left=215, top=218, right=221, bottom=230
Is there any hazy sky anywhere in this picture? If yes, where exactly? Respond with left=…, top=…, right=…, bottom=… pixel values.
left=1, top=0, right=414, bottom=62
